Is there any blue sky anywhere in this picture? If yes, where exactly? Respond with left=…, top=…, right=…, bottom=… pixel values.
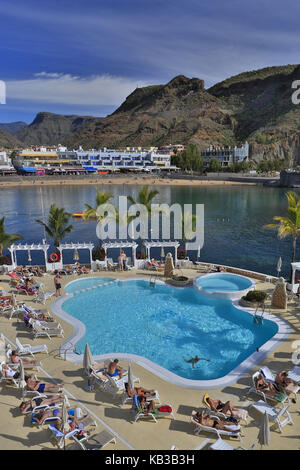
left=0, top=0, right=299, bottom=123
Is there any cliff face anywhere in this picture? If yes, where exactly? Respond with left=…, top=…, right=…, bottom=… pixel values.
left=2, top=65, right=300, bottom=166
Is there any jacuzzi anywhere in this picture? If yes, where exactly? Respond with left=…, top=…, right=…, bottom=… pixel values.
left=193, top=272, right=255, bottom=300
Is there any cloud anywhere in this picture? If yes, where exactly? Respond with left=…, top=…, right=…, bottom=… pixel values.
left=6, top=73, right=151, bottom=106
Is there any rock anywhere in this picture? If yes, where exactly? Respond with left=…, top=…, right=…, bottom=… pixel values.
left=164, top=252, right=174, bottom=278
left=271, top=277, right=287, bottom=309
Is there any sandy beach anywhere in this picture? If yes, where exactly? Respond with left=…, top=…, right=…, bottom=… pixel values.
left=0, top=175, right=258, bottom=188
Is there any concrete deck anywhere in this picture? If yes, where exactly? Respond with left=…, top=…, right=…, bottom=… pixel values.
left=0, top=267, right=299, bottom=450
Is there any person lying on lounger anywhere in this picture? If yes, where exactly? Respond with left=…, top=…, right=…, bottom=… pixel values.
left=106, top=359, right=124, bottom=378
left=25, top=376, right=64, bottom=394
left=275, top=370, right=297, bottom=393
left=255, top=373, right=278, bottom=398
left=1, top=363, right=25, bottom=381
left=19, top=395, right=64, bottom=414
left=21, top=304, right=50, bottom=321
left=138, top=396, right=173, bottom=416
left=204, top=396, right=240, bottom=420
left=9, top=350, right=37, bottom=366
left=125, top=382, right=156, bottom=398
left=193, top=410, right=240, bottom=433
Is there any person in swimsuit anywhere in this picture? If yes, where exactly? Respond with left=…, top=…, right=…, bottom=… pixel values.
left=106, top=359, right=123, bottom=378
left=1, top=363, right=23, bottom=381
left=25, top=376, right=64, bottom=394
left=275, top=371, right=297, bottom=393
left=255, top=374, right=278, bottom=398
left=19, top=395, right=64, bottom=414
left=9, top=350, right=37, bottom=366
left=183, top=355, right=210, bottom=369
left=54, top=273, right=62, bottom=297
left=125, top=382, right=156, bottom=398
left=194, top=410, right=240, bottom=433
left=118, top=253, right=123, bottom=271
left=206, top=397, right=238, bottom=418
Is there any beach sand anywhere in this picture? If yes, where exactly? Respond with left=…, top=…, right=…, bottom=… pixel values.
left=0, top=176, right=258, bottom=188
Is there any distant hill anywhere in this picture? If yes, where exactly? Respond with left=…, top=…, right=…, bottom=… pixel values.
left=0, top=129, right=22, bottom=149
left=0, top=121, right=27, bottom=134
left=2, top=64, right=299, bottom=165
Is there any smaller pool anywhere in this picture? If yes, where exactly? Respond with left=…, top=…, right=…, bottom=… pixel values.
left=65, top=277, right=115, bottom=293
left=194, top=273, right=255, bottom=300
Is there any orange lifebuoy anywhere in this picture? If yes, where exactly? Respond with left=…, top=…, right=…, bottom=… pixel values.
left=49, top=253, right=59, bottom=262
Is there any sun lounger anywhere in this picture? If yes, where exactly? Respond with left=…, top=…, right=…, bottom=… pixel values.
left=251, top=400, right=294, bottom=433
left=33, top=291, right=55, bottom=304
left=32, top=323, right=64, bottom=339
left=260, top=366, right=299, bottom=402
left=6, top=348, right=41, bottom=369
left=72, top=430, right=116, bottom=450
left=0, top=362, right=22, bottom=387
left=16, top=337, right=48, bottom=356
left=203, top=393, right=248, bottom=424
left=191, top=410, right=241, bottom=440
left=209, top=437, right=253, bottom=450
left=104, top=373, right=139, bottom=398
left=131, top=394, right=174, bottom=423
left=29, top=318, right=62, bottom=330
left=247, top=371, right=289, bottom=404
left=48, top=423, right=80, bottom=449
left=288, top=366, right=300, bottom=383
left=121, top=388, right=160, bottom=407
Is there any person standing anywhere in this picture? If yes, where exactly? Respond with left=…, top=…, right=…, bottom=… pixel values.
left=54, top=272, right=62, bottom=297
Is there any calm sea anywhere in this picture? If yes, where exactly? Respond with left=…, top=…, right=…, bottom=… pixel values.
left=0, top=183, right=298, bottom=276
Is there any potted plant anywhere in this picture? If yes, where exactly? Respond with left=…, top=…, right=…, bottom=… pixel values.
left=239, top=290, right=267, bottom=307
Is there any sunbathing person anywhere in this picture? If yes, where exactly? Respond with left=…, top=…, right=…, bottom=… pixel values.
left=25, top=376, right=64, bottom=394
left=1, top=363, right=23, bottom=381
left=205, top=396, right=238, bottom=418
left=193, top=410, right=241, bottom=433
left=21, top=304, right=50, bottom=321
left=255, top=373, right=278, bottom=398
left=275, top=371, right=297, bottom=393
left=138, top=396, right=173, bottom=415
left=106, top=359, right=124, bottom=378
left=19, top=395, right=64, bottom=414
left=9, top=350, right=37, bottom=366
left=125, top=382, right=156, bottom=398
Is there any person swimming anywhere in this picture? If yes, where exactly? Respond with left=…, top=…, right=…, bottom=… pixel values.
left=183, top=355, right=210, bottom=368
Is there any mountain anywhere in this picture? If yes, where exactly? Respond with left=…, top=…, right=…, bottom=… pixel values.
left=8, top=64, right=300, bottom=165
left=0, top=121, right=27, bottom=134
left=0, top=129, right=22, bottom=148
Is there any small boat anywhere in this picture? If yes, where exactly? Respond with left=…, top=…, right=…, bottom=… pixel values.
left=72, top=212, right=84, bottom=217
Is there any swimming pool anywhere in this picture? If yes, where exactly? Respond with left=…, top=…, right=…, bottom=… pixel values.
left=194, top=273, right=255, bottom=300
left=59, top=278, right=278, bottom=382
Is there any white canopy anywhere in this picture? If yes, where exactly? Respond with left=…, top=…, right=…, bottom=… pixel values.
left=102, top=241, right=138, bottom=266
left=143, top=241, right=180, bottom=262
left=8, top=242, right=50, bottom=268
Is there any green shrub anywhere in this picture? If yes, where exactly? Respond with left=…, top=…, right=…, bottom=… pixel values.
left=242, top=290, right=267, bottom=303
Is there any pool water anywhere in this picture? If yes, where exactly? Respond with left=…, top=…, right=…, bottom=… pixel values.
left=195, top=273, right=252, bottom=292
left=62, top=279, right=278, bottom=381
left=65, top=277, right=115, bottom=293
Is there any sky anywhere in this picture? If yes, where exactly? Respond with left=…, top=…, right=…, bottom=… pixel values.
left=0, top=0, right=299, bottom=123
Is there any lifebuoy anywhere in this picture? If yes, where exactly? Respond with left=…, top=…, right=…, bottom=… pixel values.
left=49, top=252, right=59, bottom=262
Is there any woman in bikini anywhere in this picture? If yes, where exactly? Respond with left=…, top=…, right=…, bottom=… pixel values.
left=194, top=410, right=240, bottom=433
left=19, top=395, right=64, bottom=414
left=125, top=382, right=156, bottom=398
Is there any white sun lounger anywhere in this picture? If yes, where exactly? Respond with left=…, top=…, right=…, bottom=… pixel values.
left=104, top=373, right=139, bottom=398
left=209, top=437, right=254, bottom=450
left=260, top=366, right=300, bottom=402
left=251, top=400, right=294, bottom=433
left=32, top=323, right=64, bottom=339
left=247, top=371, right=289, bottom=405
left=16, top=337, right=48, bottom=356
left=72, top=430, right=116, bottom=450
left=191, top=411, right=241, bottom=440
left=132, top=394, right=174, bottom=423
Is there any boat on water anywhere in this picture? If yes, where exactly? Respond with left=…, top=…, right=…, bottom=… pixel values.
left=72, top=212, right=84, bottom=217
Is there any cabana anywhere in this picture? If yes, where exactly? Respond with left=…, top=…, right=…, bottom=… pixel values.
left=143, top=241, right=180, bottom=266
left=290, top=262, right=300, bottom=293
left=56, top=242, right=94, bottom=271
left=8, top=242, right=50, bottom=270
left=102, top=241, right=138, bottom=268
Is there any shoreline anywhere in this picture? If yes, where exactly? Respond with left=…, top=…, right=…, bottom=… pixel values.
left=0, top=175, right=259, bottom=188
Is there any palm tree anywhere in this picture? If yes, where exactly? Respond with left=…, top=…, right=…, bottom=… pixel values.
left=128, top=185, right=159, bottom=215
left=128, top=185, right=159, bottom=258
left=82, top=189, right=117, bottom=253
left=0, top=216, right=23, bottom=257
left=35, top=204, right=73, bottom=248
left=264, top=191, right=300, bottom=279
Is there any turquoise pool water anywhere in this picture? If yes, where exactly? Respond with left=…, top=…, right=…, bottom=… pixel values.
left=195, top=273, right=252, bottom=292
left=65, top=277, right=115, bottom=293
left=62, top=279, right=278, bottom=380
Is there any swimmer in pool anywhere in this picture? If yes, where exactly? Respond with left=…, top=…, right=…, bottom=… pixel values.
left=183, top=355, right=210, bottom=368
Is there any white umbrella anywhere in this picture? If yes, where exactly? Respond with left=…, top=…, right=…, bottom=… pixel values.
left=61, top=394, right=70, bottom=450
left=83, top=343, right=93, bottom=375
left=19, top=360, right=26, bottom=390
left=197, top=245, right=201, bottom=260
left=257, top=411, right=270, bottom=449
left=160, top=246, right=165, bottom=259
left=127, top=363, right=134, bottom=391
left=73, top=248, right=79, bottom=262
left=277, top=256, right=282, bottom=277
left=27, top=249, right=32, bottom=263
